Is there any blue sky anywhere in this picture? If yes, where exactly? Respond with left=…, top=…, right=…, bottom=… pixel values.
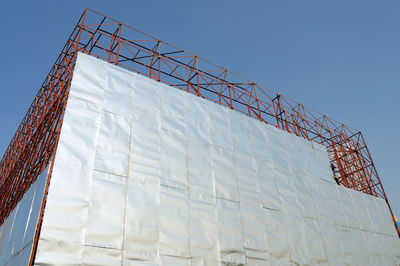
left=0, top=1, right=399, bottom=217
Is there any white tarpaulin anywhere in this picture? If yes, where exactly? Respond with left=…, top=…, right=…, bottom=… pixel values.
left=32, top=52, right=400, bottom=265
left=0, top=167, right=48, bottom=265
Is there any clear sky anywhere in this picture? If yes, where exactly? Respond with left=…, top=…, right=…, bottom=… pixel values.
left=0, top=1, right=399, bottom=217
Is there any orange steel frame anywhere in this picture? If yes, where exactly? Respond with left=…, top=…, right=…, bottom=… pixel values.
left=0, top=8, right=399, bottom=244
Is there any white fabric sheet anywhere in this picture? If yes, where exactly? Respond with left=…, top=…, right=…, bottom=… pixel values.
left=0, top=168, right=48, bottom=265
left=32, top=52, right=400, bottom=265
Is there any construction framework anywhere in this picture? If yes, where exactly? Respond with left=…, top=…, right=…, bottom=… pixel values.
left=0, top=8, right=398, bottom=236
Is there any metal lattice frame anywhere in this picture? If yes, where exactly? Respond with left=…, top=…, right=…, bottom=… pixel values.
left=0, top=8, right=398, bottom=237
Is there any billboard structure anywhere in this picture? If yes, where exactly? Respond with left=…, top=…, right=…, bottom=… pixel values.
left=0, top=8, right=399, bottom=265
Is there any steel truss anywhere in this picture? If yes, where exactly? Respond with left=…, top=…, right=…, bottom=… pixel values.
left=0, top=8, right=398, bottom=237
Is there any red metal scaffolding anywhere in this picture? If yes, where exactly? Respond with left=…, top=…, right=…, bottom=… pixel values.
left=0, top=8, right=398, bottom=237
